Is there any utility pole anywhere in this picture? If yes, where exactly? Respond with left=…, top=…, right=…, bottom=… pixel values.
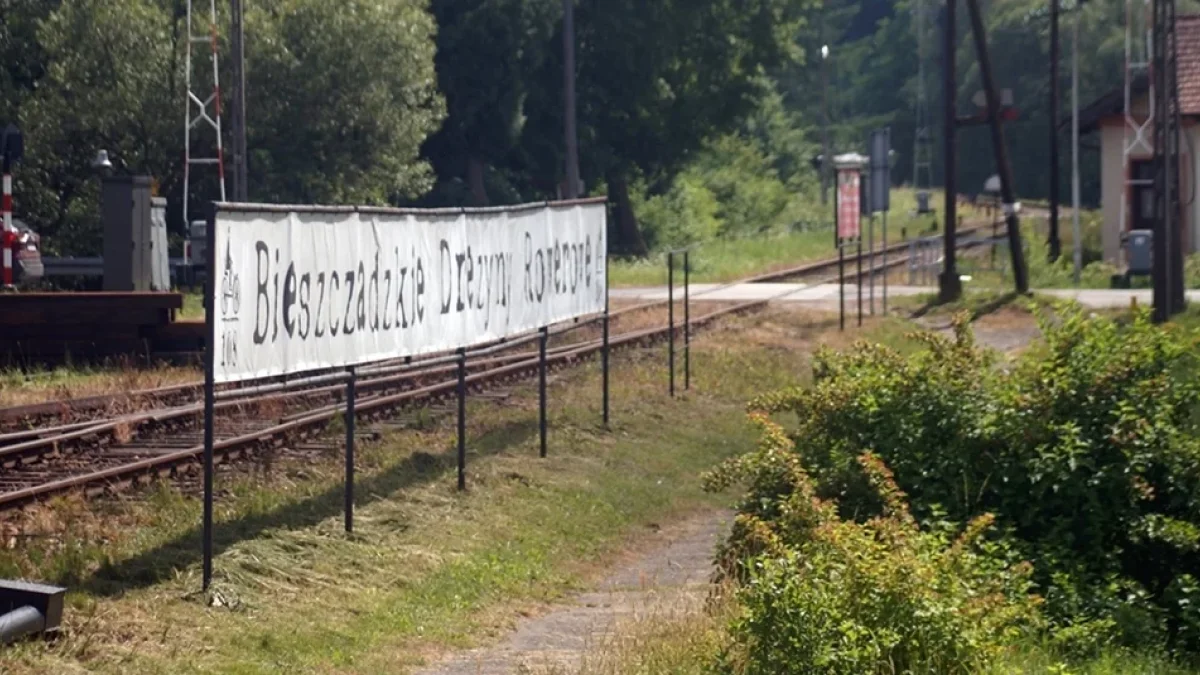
left=966, top=0, right=1030, bottom=294
left=1048, top=0, right=1062, bottom=261
left=1151, top=0, right=1184, bottom=319
left=1071, top=0, right=1082, bottom=284
left=563, top=0, right=580, bottom=199
left=230, top=0, right=248, bottom=202
left=940, top=0, right=961, bottom=302
left=913, top=0, right=934, bottom=201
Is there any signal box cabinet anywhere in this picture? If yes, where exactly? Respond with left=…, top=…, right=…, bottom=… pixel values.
left=101, top=176, right=170, bottom=291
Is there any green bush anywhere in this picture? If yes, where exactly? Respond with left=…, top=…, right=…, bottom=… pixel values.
left=706, top=417, right=1043, bottom=674
left=631, top=173, right=722, bottom=250
left=630, top=130, right=816, bottom=251
left=687, top=134, right=792, bottom=239
left=715, top=307, right=1200, bottom=655
left=1187, top=253, right=1200, bottom=288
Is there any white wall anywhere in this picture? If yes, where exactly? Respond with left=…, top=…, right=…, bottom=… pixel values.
left=1099, top=120, right=1199, bottom=265
left=1192, top=126, right=1200, bottom=256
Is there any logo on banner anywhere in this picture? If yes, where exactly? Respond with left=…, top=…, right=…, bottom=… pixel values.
left=837, top=170, right=861, bottom=240
left=220, top=239, right=241, bottom=368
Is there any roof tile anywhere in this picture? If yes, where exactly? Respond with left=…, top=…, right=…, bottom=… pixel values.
left=1180, top=15, right=1200, bottom=115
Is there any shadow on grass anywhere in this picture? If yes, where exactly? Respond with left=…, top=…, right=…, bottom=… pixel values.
left=78, top=417, right=540, bottom=597
left=908, top=291, right=1023, bottom=324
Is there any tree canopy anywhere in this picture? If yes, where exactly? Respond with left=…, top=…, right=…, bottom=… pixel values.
left=1, top=0, right=1190, bottom=256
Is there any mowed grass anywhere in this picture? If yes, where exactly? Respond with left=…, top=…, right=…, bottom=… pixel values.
left=0, top=307, right=851, bottom=674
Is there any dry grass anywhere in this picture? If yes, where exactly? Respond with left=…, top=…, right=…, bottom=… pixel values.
left=536, top=586, right=739, bottom=675
left=0, top=363, right=199, bottom=409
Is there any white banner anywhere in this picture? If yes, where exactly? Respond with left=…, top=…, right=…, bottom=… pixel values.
left=211, top=200, right=607, bottom=383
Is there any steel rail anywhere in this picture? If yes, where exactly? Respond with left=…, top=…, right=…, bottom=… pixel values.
left=0, top=343, right=589, bottom=468
left=0, top=300, right=764, bottom=510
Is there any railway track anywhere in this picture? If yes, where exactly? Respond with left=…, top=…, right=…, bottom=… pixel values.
left=0, top=225, right=1006, bottom=513
left=0, top=300, right=764, bottom=512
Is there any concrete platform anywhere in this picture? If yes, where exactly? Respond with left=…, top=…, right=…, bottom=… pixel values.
left=612, top=283, right=934, bottom=304
left=611, top=283, right=1200, bottom=310
left=0, top=292, right=184, bottom=364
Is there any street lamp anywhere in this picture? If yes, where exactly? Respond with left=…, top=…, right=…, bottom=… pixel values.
left=92, top=150, right=114, bottom=176
left=820, top=44, right=832, bottom=206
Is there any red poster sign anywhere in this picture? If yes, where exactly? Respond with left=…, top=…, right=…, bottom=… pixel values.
left=837, top=169, right=860, bottom=240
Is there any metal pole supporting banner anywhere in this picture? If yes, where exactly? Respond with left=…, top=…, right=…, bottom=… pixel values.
left=668, top=251, right=675, bottom=398
left=869, top=216, right=876, bottom=315
left=684, top=250, right=690, bottom=391
left=857, top=237, right=864, bottom=326
left=457, top=350, right=466, bottom=491
left=539, top=327, right=548, bottom=458
left=602, top=259, right=610, bottom=427
left=882, top=211, right=889, bottom=313
left=202, top=206, right=216, bottom=592
left=839, top=241, right=846, bottom=331
left=908, top=239, right=916, bottom=285
left=344, top=366, right=356, bottom=533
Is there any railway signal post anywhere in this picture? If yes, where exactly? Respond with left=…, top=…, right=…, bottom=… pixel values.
left=834, top=153, right=866, bottom=331
left=1, top=124, right=23, bottom=290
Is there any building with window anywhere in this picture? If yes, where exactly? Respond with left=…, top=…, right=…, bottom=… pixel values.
left=1075, top=14, right=1200, bottom=265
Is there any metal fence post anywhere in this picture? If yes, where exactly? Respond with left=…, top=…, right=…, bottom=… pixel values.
left=684, top=249, right=690, bottom=391
left=202, top=205, right=216, bottom=593
left=991, top=214, right=999, bottom=270
left=857, top=237, right=864, bottom=326
left=344, top=366, right=356, bottom=533
left=539, top=327, right=548, bottom=458
left=457, top=349, right=466, bottom=491
left=908, top=239, right=916, bottom=286
left=839, top=240, right=845, bottom=331
left=602, top=247, right=610, bottom=427
left=882, top=211, right=889, bottom=313
left=202, top=344, right=214, bottom=591
left=924, top=238, right=932, bottom=286
left=869, top=215, right=875, bottom=315
left=602, top=311, right=610, bottom=427
left=668, top=251, right=675, bottom=398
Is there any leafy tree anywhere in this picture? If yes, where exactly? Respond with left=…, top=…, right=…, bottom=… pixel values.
left=520, top=0, right=809, bottom=254
left=423, top=0, right=559, bottom=206
left=7, top=0, right=442, bottom=255
left=245, top=0, right=444, bottom=206
left=0, top=0, right=57, bottom=123
left=14, top=0, right=181, bottom=254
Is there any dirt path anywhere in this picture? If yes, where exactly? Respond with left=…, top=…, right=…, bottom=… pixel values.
left=914, top=305, right=1043, bottom=354
left=415, top=511, right=732, bottom=675
left=413, top=308, right=1041, bottom=675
